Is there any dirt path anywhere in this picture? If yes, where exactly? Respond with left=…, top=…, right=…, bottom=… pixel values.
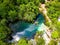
left=39, top=4, right=51, bottom=23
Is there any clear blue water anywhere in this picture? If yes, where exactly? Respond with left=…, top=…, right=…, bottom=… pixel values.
left=11, top=21, right=30, bottom=32
left=11, top=14, right=45, bottom=39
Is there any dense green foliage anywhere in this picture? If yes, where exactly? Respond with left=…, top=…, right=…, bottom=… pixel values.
left=17, top=38, right=28, bottom=45
left=46, top=0, right=60, bottom=24
left=0, top=0, right=60, bottom=45
left=17, top=37, right=45, bottom=45
left=46, top=0, right=60, bottom=38
left=0, top=0, right=41, bottom=23
left=37, top=37, right=45, bottom=45
left=18, top=2, right=39, bottom=22
left=48, top=40, right=58, bottom=45
left=51, top=30, right=59, bottom=39
left=46, top=0, right=60, bottom=44
left=0, top=0, right=44, bottom=45
left=0, top=19, right=11, bottom=45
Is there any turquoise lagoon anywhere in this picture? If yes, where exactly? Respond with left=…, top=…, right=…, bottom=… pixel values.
left=10, top=14, right=45, bottom=39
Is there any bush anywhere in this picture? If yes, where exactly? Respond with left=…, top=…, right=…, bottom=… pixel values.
left=51, top=30, right=59, bottom=39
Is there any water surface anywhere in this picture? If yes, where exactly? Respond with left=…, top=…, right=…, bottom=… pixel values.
left=10, top=14, right=45, bottom=40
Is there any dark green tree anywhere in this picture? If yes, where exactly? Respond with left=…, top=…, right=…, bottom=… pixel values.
left=8, top=10, right=17, bottom=21
left=17, top=38, right=28, bottom=45
left=51, top=30, right=59, bottom=39
left=37, top=37, right=45, bottom=45
left=48, top=40, right=58, bottom=45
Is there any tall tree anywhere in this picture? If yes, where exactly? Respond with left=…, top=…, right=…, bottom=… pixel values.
left=17, top=38, right=28, bottom=45
left=48, top=40, right=58, bottom=45
left=37, top=37, right=45, bottom=45
left=8, top=10, right=17, bottom=22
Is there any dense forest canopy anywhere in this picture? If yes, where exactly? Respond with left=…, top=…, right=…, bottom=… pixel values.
left=46, top=1, right=60, bottom=44
left=0, top=0, right=45, bottom=45
left=0, top=0, right=42, bottom=23
left=0, top=0, right=60, bottom=45
left=46, top=0, right=60, bottom=23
